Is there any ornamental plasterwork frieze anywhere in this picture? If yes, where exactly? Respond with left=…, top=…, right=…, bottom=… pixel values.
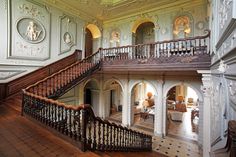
left=229, top=81, right=236, bottom=105
left=18, top=3, right=45, bottom=19
left=16, top=42, right=45, bottom=57
left=214, top=26, right=236, bottom=63
left=219, top=0, right=233, bottom=29
left=218, top=60, right=228, bottom=73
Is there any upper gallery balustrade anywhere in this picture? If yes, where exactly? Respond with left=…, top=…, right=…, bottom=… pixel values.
left=99, top=30, right=211, bottom=72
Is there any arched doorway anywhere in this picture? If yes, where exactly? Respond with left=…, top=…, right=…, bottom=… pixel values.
left=130, top=81, right=156, bottom=132
left=132, top=20, right=155, bottom=58
left=85, top=28, right=93, bottom=57
left=83, top=79, right=100, bottom=115
left=104, top=80, right=123, bottom=123
left=84, top=24, right=101, bottom=58
left=135, top=22, right=155, bottom=45
left=166, top=84, right=200, bottom=141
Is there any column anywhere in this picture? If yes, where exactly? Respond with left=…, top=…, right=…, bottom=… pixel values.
left=122, top=79, right=129, bottom=126
left=154, top=80, right=164, bottom=136
left=197, top=70, right=212, bottom=157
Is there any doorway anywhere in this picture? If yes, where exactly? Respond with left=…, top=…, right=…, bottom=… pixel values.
left=85, top=28, right=93, bottom=57
left=166, top=84, right=199, bottom=141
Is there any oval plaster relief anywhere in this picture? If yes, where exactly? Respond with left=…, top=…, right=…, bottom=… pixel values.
left=17, top=18, right=46, bottom=44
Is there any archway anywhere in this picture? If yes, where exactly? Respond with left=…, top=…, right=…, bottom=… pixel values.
left=83, top=79, right=100, bottom=115
left=135, top=22, right=155, bottom=45
left=85, top=28, right=93, bottom=57
left=132, top=20, right=155, bottom=58
left=130, top=81, right=156, bottom=132
left=85, top=24, right=101, bottom=57
left=165, top=84, right=200, bottom=141
left=103, top=79, right=124, bottom=123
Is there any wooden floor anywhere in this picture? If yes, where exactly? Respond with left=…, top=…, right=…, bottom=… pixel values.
left=0, top=94, right=165, bottom=157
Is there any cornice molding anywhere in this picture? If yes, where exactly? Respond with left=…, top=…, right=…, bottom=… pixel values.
left=103, top=0, right=206, bottom=24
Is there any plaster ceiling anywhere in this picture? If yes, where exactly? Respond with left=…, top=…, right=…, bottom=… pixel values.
left=46, top=0, right=196, bottom=21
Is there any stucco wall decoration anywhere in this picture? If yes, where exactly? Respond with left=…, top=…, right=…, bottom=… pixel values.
left=0, top=70, right=25, bottom=80
left=59, top=15, right=77, bottom=54
left=17, top=18, right=45, bottom=43
left=228, top=80, right=236, bottom=110
left=9, top=0, right=51, bottom=60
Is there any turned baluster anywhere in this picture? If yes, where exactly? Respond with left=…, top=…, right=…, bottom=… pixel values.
left=44, top=80, right=48, bottom=97
left=72, top=110, right=77, bottom=140
left=105, top=124, right=109, bottom=150
left=113, top=126, right=117, bottom=150
left=73, top=65, right=76, bottom=80
left=93, top=120, right=97, bottom=150
left=117, top=127, right=120, bottom=150
left=53, top=103, right=57, bottom=128
left=102, top=123, right=105, bottom=151
left=77, top=110, right=81, bottom=140
left=64, top=108, right=68, bottom=135
left=112, top=125, right=116, bottom=150
left=109, top=125, right=112, bottom=150
left=81, top=109, right=87, bottom=152
left=45, top=101, right=49, bottom=125
left=38, top=99, right=42, bottom=121
left=97, top=121, right=101, bottom=150
left=59, top=107, right=64, bottom=133
left=49, top=103, right=53, bottom=127
left=87, top=117, right=92, bottom=150
left=122, top=129, right=125, bottom=150
left=68, top=109, right=72, bottom=137
left=61, top=71, right=64, bottom=87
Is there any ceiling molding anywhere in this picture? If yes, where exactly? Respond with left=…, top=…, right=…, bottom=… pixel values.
left=104, top=0, right=206, bottom=24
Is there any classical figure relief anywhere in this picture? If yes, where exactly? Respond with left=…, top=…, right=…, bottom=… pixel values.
left=25, top=21, right=42, bottom=41
left=17, top=18, right=45, bottom=43
left=173, top=16, right=191, bottom=38
left=63, top=32, right=73, bottom=45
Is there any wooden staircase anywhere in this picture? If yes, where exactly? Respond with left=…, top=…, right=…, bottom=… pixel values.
left=0, top=93, right=165, bottom=157
left=21, top=51, right=153, bottom=153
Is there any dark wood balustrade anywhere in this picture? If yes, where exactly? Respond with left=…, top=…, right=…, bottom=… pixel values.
left=100, top=30, right=211, bottom=71
left=22, top=32, right=211, bottom=152
left=22, top=50, right=152, bottom=152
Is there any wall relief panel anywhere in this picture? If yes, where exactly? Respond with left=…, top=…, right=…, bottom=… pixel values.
left=228, top=80, right=236, bottom=111
left=59, top=15, right=77, bottom=54
left=9, top=0, right=51, bottom=60
left=210, top=77, right=222, bottom=143
left=218, top=0, right=234, bottom=37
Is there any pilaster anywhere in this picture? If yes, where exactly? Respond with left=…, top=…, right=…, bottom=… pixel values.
left=197, top=70, right=212, bottom=157
left=154, top=79, right=164, bottom=137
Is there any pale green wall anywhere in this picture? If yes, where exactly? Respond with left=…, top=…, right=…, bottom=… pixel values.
left=0, top=0, right=86, bottom=83
left=102, top=3, right=208, bottom=48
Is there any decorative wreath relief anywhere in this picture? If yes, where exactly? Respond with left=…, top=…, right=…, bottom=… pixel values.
left=17, top=18, right=46, bottom=44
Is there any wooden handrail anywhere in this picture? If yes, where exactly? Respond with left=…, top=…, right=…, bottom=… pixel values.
left=22, top=47, right=152, bottom=152
left=21, top=31, right=211, bottom=152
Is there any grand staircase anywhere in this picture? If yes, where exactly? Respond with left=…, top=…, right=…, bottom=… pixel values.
left=21, top=51, right=152, bottom=153
left=20, top=30, right=211, bottom=154
left=0, top=94, right=164, bottom=157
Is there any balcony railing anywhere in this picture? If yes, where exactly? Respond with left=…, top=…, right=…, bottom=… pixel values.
left=22, top=50, right=152, bottom=152
left=99, top=30, right=210, bottom=64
